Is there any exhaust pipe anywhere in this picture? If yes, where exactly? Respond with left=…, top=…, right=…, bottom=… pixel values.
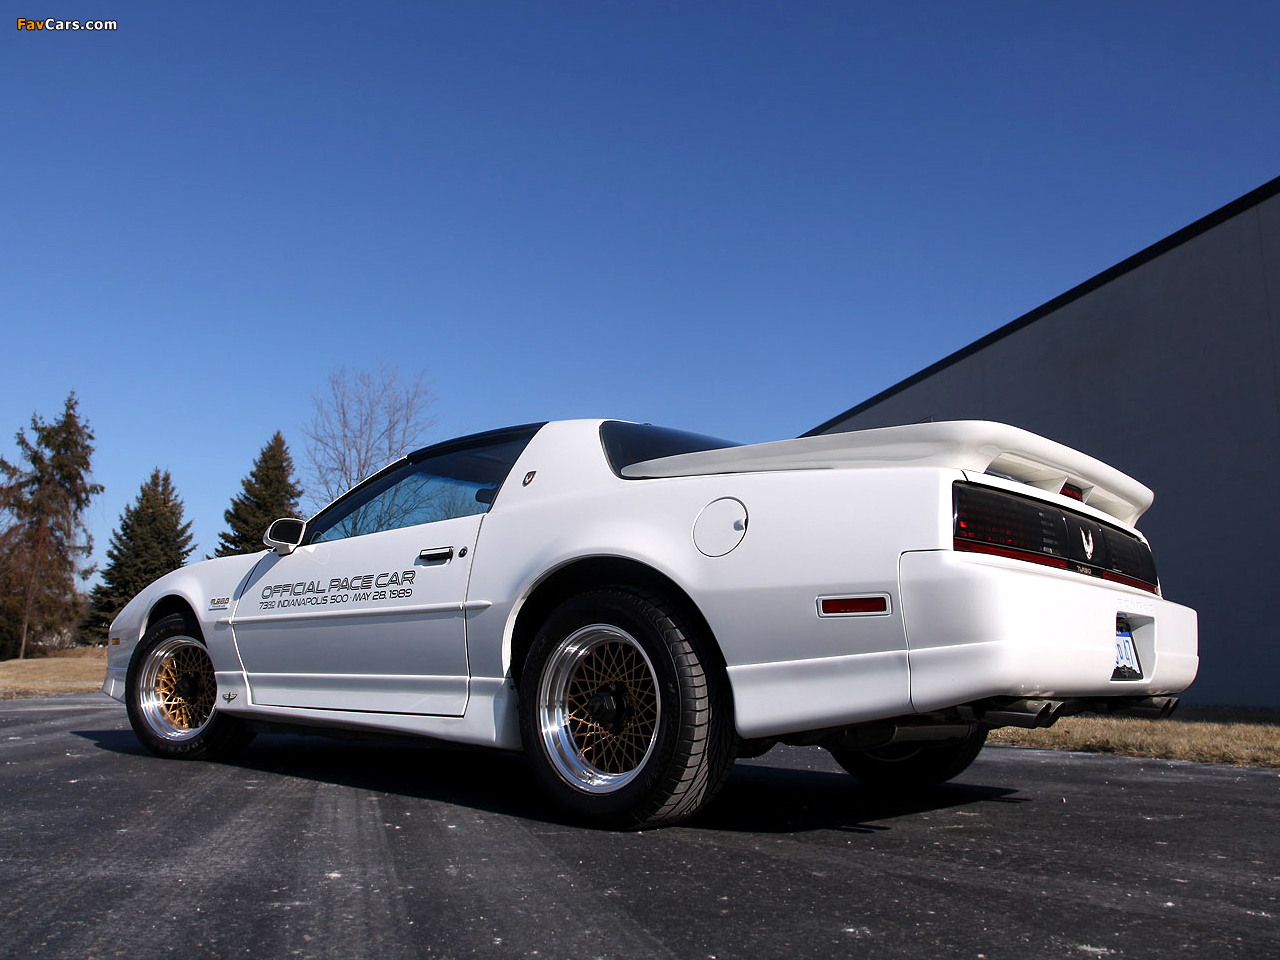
left=961, top=695, right=1180, bottom=730
left=778, top=694, right=1182, bottom=754
left=785, top=718, right=977, bottom=751
left=889, top=722, right=976, bottom=743
left=977, top=698, right=1066, bottom=729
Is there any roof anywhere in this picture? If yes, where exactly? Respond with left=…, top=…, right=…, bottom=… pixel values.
left=804, top=173, right=1280, bottom=437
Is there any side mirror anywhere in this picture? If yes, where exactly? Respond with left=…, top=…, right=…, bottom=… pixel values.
left=264, top=518, right=306, bottom=556
left=475, top=487, right=497, bottom=505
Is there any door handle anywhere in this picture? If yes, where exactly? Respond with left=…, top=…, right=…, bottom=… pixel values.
left=418, top=546, right=454, bottom=563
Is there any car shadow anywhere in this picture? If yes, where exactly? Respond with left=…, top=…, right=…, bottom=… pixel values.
left=236, top=734, right=569, bottom=822
left=695, top=762, right=1024, bottom=834
left=72, top=728, right=152, bottom=757
left=74, top=728, right=1025, bottom=834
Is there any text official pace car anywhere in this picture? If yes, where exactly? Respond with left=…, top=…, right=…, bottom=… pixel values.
left=104, top=420, right=1198, bottom=827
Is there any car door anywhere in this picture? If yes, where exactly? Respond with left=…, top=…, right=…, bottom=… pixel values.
left=229, top=426, right=540, bottom=716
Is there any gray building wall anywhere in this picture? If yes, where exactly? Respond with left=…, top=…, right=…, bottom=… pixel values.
left=811, top=178, right=1280, bottom=708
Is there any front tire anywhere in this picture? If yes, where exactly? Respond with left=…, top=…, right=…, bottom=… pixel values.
left=829, top=726, right=988, bottom=790
left=126, top=614, right=254, bottom=760
left=519, top=589, right=736, bottom=828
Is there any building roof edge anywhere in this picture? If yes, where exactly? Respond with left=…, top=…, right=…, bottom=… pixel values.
left=803, top=173, right=1280, bottom=437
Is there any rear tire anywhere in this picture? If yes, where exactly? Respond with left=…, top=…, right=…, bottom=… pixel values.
left=126, top=614, right=254, bottom=760
left=519, top=588, right=736, bottom=828
left=829, top=726, right=987, bottom=790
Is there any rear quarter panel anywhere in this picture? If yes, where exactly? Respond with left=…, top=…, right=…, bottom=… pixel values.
left=466, top=421, right=957, bottom=734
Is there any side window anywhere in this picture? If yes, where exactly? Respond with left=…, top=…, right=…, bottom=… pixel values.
left=599, top=421, right=739, bottom=477
left=310, top=468, right=489, bottom=544
left=305, top=429, right=538, bottom=545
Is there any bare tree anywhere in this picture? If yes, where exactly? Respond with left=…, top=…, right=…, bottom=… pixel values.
left=301, top=366, right=438, bottom=511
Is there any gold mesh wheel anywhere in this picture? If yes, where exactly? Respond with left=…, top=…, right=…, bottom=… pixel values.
left=537, top=624, right=661, bottom=794
left=138, top=636, right=217, bottom=741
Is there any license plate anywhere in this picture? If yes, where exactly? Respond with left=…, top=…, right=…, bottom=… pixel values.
left=1112, top=622, right=1142, bottom=680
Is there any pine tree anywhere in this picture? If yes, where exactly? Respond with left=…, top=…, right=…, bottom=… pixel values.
left=84, top=469, right=194, bottom=644
left=0, top=393, right=103, bottom=658
left=213, top=432, right=303, bottom=557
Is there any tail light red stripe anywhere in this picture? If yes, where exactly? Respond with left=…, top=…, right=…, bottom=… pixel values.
left=954, top=482, right=1159, bottom=594
left=953, top=538, right=1069, bottom=569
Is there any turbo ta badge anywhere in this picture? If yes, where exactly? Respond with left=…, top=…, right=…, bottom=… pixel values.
left=523, top=471, right=536, bottom=486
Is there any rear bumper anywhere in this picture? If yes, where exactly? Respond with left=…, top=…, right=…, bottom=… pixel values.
left=899, top=549, right=1198, bottom=713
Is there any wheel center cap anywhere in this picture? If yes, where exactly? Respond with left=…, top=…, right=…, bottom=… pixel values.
left=174, top=674, right=200, bottom=701
left=586, top=689, right=621, bottom=726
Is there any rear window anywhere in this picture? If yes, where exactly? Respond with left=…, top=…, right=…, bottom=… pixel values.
left=600, top=421, right=739, bottom=477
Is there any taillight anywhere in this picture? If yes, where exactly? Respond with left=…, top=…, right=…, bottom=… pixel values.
left=954, top=482, right=1158, bottom=594
left=1060, top=482, right=1084, bottom=501
left=1100, top=526, right=1160, bottom=589
left=954, top=483, right=1069, bottom=565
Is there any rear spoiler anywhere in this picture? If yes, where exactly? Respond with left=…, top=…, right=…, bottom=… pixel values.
left=622, top=420, right=1153, bottom=526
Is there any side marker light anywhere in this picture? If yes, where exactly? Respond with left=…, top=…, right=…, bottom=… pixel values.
left=819, top=596, right=889, bottom=616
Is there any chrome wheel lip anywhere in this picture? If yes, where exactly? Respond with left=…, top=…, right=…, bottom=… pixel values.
left=536, top=623, right=661, bottom=795
left=138, top=635, right=216, bottom=742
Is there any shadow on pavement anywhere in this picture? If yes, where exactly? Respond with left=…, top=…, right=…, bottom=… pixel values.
left=75, top=727, right=1026, bottom=834
left=697, top=763, right=1024, bottom=834
left=71, top=727, right=152, bottom=756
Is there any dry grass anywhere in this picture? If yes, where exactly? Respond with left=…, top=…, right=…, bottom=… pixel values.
left=989, top=706, right=1280, bottom=768
left=23, top=645, right=106, bottom=659
left=0, top=647, right=106, bottom=699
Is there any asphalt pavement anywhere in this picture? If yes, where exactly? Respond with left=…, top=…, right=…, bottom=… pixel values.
left=1, top=694, right=1276, bottom=960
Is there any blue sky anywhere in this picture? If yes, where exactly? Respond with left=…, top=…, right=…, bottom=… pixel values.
left=4, top=2, right=1278, bottom=572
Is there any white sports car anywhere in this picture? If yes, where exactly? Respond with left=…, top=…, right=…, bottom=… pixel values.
left=104, top=419, right=1198, bottom=827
